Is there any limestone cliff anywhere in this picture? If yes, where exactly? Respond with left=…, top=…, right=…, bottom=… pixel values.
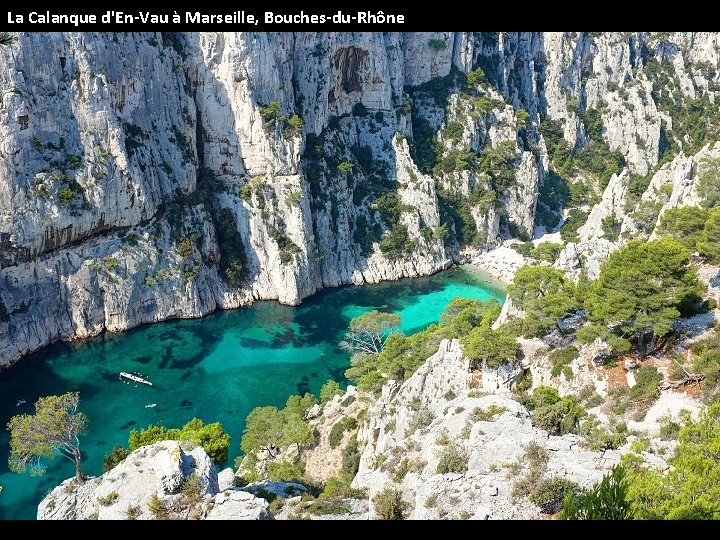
left=37, top=441, right=272, bottom=520
left=351, top=339, right=675, bottom=520
left=2, top=32, right=720, bottom=367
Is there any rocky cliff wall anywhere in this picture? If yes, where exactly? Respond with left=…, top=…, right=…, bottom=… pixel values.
left=2, top=32, right=719, bottom=367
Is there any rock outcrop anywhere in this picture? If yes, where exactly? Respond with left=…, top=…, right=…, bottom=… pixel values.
left=351, top=339, right=658, bottom=520
left=37, top=441, right=272, bottom=520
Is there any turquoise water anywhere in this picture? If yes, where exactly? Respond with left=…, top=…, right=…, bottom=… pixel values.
left=0, top=267, right=504, bottom=519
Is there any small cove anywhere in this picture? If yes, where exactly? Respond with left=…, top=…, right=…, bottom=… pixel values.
left=0, top=267, right=504, bottom=519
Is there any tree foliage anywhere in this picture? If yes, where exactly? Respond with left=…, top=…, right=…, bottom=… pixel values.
left=528, top=386, right=585, bottom=435
left=624, top=402, right=720, bottom=519
left=585, top=239, right=702, bottom=359
left=697, top=208, right=720, bottom=263
left=241, top=393, right=316, bottom=460
left=0, top=33, right=15, bottom=46
left=441, top=298, right=501, bottom=339
left=461, top=325, right=518, bottom=369
left=340, top=310, right=401, bottom=355
left=319, top=380, right=343, bottom=404
left=696, top=156, right=720, bottom=209
left=345, top=324, right=443, bottom=394
left=507, top=266, right=577, bottom=337
left=128, top=418, right=230, bottom=465
left=656, top=206, right=708, bottom=251
left=559, top=465, right=632, bottom=520
left=7, top=392, right=87, bottom=483
left=103, top=445, right=130, bottom=472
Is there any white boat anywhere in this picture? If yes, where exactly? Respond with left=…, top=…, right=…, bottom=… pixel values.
left=145, top=403, right=157, bottom=408
left=119, top=371, right=153, bottom=386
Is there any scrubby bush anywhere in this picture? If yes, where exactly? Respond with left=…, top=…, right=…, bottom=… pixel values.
left=435, top=444, right=468, bottom=474
left=328, top=417, right=358, bottom=449
left=373, top=486, right=408, bottom=520
left=530, top=477, right=581, bottom=514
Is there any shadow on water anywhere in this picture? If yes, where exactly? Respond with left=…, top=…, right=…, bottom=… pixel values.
left=296, top=376, right=311, bottom=396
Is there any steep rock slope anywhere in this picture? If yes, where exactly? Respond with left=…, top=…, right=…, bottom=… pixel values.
left=352, top=339, right=676, bottom=519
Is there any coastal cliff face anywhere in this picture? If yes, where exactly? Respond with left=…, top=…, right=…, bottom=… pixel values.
left=2, top=32, right=719, bottom=367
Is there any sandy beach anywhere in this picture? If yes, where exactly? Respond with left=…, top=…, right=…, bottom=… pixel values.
left=467, top=244, right=528, bottom=285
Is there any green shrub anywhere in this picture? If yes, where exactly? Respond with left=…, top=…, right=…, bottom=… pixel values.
left=512, top=241, right=534, bottom=257
left=392, top=458, right=414, bottom=483
left=328, top=417, right=358, bottom=449
left=530, top=242, right=565, bottom=263
left=689, top=332, right=720, bottom=401
left=466, top=68, right=485, bottom=88
left=215, top=208, right=247, bottom=285
left=337, top=161, right=353, bottom=174
left=128, top=418, right=230, bottom=465
left=125, top=505, right=141, bottom=520
left=268, top=497, right=286, bottom=515
left=103, top=445, right=130, bottom=472
left=287, top=114, right=304, bottom=132
left=259, top=100, right=281, bottom=121
left=267, top=460, right=304, bottom=482
left=97, top=491, right=119, bottom=506
left=560, top=208, right=590, bottom=243
left=427, top=38, right=447, bottom=51
left=302, top=497, right=350, bottom=516
left=530, top=477, right=581, bottom=514
left=147, top=493, right=168, bottom=519
left=549, top=346, right=580, bottom=377
left=58, top=185, right=80, bottom=206
left=379, top=225, right=414, bottom=260
left=180, top=473, right=204, bottom=505
left=579, top=416, right=627, bottom=451
left=435, top=444, right=468, bottom=474
left=320, top=380, right=342, bottom=404
left=602, top=214, right=620, bottom=242
left=406, top=409, right=434, bottom=435
left=530, top=387, right=585, bottom=435
left=524, top=440, right=549, bottom=468
left=321, top=476, right=365, bottom=500
left=656, top=206, right=708, bottom=251
left=559, top=465, right=631, bottom=520
left=535, top=170, right=570, bottom=230
left=443, top=121, right=464, bottom=142
left=373, top=486, right=408, bottom=520
left=473, top=405, right=507, bottom=422
left=341, top=436, right=361, bottom=479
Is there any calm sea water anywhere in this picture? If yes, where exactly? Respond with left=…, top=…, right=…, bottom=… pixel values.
left=0, top=267, right=504, bottom=519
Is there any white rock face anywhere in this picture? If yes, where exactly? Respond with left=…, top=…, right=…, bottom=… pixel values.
left=578, top=172, right=628, bottom=240
left=0, top=32, right=457, bottom=368
left=2, top=31, right=720, bottom=367
left=206, top=490, right=273, bottom=520
left=352, top=339, right=645, bottom=520
left=37, top=441, right=271, bottom=520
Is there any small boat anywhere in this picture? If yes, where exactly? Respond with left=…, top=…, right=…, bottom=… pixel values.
left=15, top=399, right=26, bottom=407
left=119, top=371, right=153, bottom=386
left=145, top=403, right=157, bottom=408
